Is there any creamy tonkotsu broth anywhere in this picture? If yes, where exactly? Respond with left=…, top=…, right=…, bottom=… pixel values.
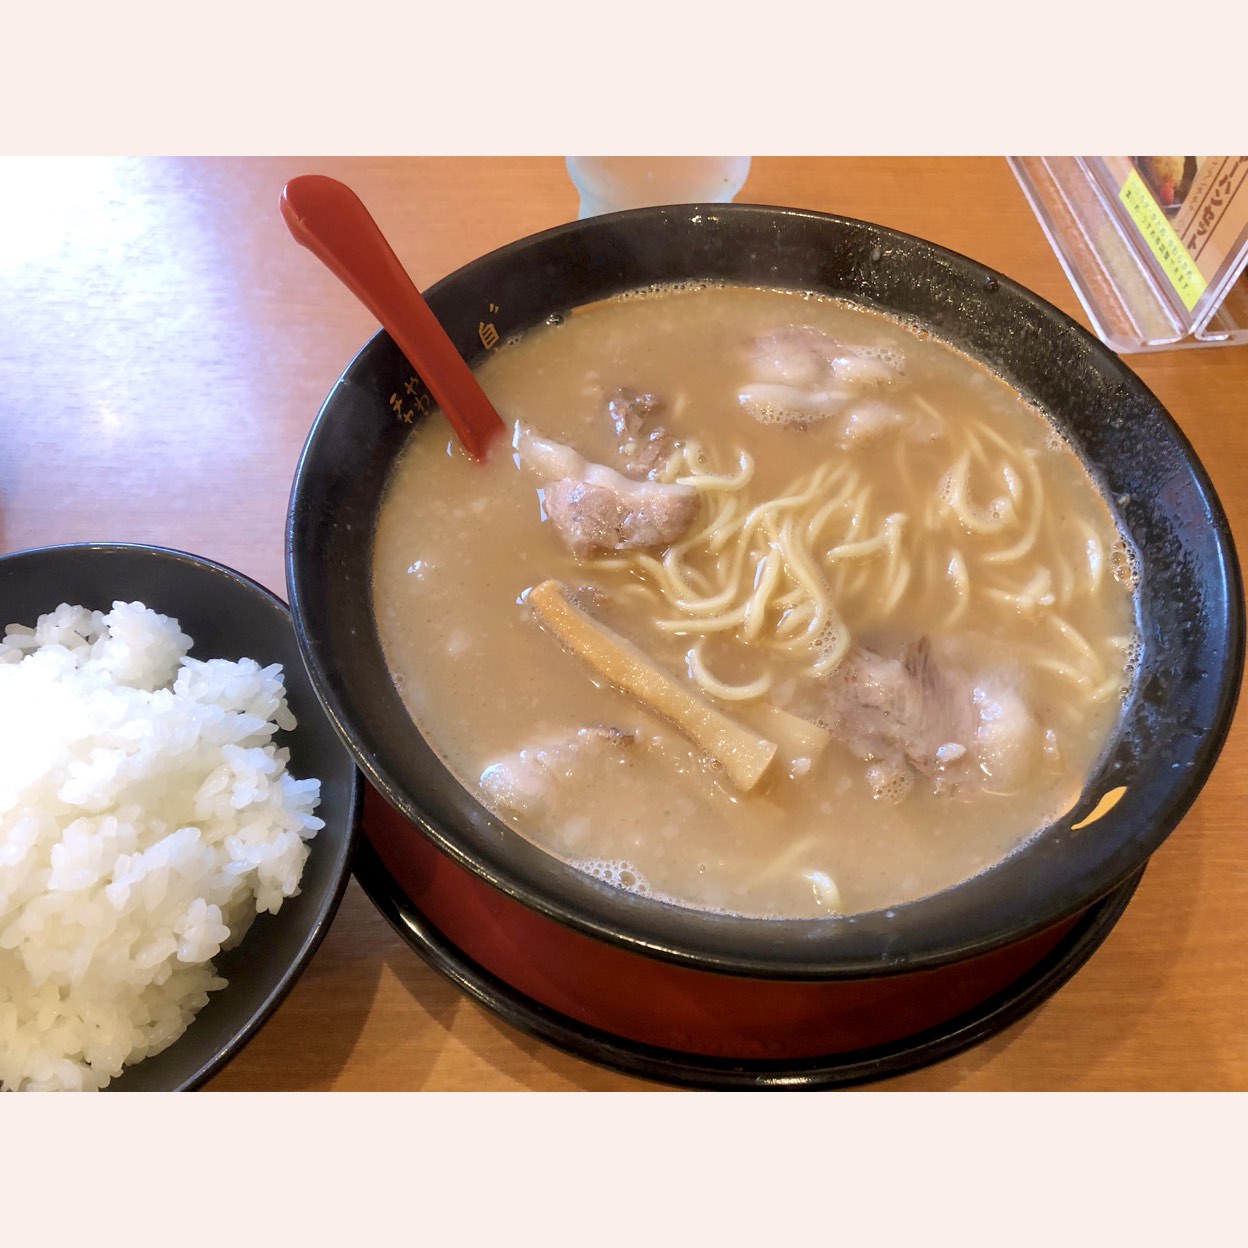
left=372, top=285, right=1140, bottom=918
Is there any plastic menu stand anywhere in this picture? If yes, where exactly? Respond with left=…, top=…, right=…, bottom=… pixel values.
left=1009, top=156, right=1248, bottom=354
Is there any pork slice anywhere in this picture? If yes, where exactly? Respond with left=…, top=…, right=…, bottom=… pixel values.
left=479, top=725, right=637, bottom=821
left=840, top=398, right=910, bottom=444
left=748, top=327, right=834, bottom=388
left=972, top=682, right=1042, bottom=794
left=543, top=478, right=697, bottom=559
left=736, top=382, right=853, bottom=429
left=738, top=326, right=906, bottom=432
left=815, top=639, right=1040, bottom=798
left=514, top=421, right=697, bottom=558
left=822, top=641, right=973, bottom=779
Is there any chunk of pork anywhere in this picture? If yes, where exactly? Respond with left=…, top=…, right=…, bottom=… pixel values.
left=515, top=421, right=697, bottom=558
left=608, top=388, right=679, bottom=479
left=738, top=326, right=906, bottom=431
left=479, top=726, right=637, bottom=821
left=815, top=639, right=1041, bottom=798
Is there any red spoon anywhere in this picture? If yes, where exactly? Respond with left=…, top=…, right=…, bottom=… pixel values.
left=280, top=175, right=506, bottom=461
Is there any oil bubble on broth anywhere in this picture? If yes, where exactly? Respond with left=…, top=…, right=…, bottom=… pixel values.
left=371, top=285, right=1141, bottom=919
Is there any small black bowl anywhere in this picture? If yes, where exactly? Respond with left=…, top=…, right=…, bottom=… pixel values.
left=0, top=542, right=362, bottom=1091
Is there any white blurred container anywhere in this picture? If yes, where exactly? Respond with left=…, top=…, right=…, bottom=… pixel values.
left=566, top=157, right=752, bottom=218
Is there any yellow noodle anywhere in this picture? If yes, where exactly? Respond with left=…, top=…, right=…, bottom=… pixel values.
left=804, top=473, right=861, bottom=543
left=981, top=567, right=1055, bottom=615
left=778, top=516, right=832, bottom=625
left=1027, top=655, right=1095, bottom=687
left=702, top=501, right=746, bottom=554
left=944, top=549, right=970, bottom=627
left=1080, top=520, right=1105, bottom=593
left=772, top=610, right=829, bottom=652
left=676, top=448, right=755, bottom=491
left=819, top=495, right=880, bottom=574
left=1002, top=462, right=1023, bottom=503
left=662, top=555, right=716, bottom=602
left=973, top=417, right=1027, bottom=457
left=656, top=599, right=751, bottom=634
left=672, top=578, right=750, bottom=615
left=753, top=833, right=823, bottom=883
left=1049, top=613, right=1107, bottom=683
left=881, top=556, right=912, bottom=615
left=633, top=553, right=667, bottom=582
left=845, top=491, right=873, bottom=538
left=982, top=450, right=1044, bottom=564
left=710, top=522, right=762, bottom=594
left=945, top=453, right=1015, bottom=535
left=826, top=530, right=890, bottom=561
left=962, top=422, right=992, bottom=468
left=650, top=447, right=687, bottom=484
left=1051, top=545, right=1076, bottom=609
left=678, top=494, right=742, bottom=552
left=661, top=542, right=720, bottom=603
left=686, top=639, right=772, bottom=700
left=892, top=434, right=920, bottom=521
left=884, top=513, right=906, bottom=571
left=1023, top=567, right=1056, bottom=605
left=812, top=621, right=851, bottom=674
left=855, top=515, right=909, bottom=625
left=775, top=602, right=816, bottom=638
left=743, top=550, right=784, bottom=641
left=738, top=474, right=834, bottom=544
left=643, top=554, right=689, bottom=601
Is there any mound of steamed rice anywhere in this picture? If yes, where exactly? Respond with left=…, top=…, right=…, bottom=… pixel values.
left=0, top=601, right=323, bottom=1091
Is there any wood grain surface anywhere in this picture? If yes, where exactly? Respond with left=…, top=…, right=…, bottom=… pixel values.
left=2, top=156, right=1244, bottom=1091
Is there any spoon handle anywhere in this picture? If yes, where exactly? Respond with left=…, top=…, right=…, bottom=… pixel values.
left=280, top=175, right=505, bottom=460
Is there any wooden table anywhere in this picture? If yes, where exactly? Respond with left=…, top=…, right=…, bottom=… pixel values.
left=2, top=156, right=1244, bottom=1091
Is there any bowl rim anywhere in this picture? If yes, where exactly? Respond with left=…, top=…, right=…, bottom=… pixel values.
left=286, top=202, right=1246, bottom=980
left=0, top=539, right=363, bottom=1090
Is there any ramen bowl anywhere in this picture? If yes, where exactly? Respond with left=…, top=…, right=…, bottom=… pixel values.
left=0, top=543, right=362, bottom=1090
left=286, top=205, right=1242, bottom=1086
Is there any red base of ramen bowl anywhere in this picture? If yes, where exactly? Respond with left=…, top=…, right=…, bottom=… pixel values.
left=287, top=204, right=1241, bottom=1046
left=357, top=785, right=1141, bottom=1089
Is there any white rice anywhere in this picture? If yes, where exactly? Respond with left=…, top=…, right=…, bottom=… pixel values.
left=0, top=601, right=323, bottom=1091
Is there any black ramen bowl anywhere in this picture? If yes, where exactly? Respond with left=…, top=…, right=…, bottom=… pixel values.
left=0, top=543, right=362, bottom=1091
left=286, top=205, right=1242, bottom=1039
